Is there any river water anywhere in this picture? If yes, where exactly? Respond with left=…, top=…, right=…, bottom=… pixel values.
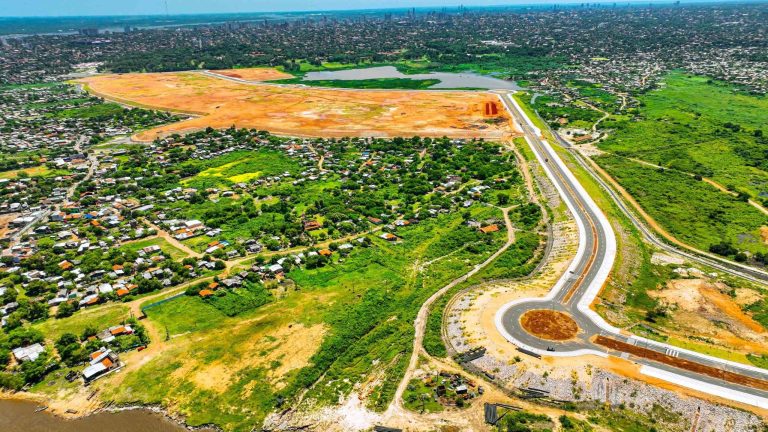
left=0, top=399, right=209, bottom=432
left=302, top=65, right=521, bottom=90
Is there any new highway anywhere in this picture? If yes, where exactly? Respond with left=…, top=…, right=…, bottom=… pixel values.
left=494, top=91, right=768, bottom=409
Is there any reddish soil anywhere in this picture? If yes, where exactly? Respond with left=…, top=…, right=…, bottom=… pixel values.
left=520, top=309, right=580, bottom=341
left=78, top=71, right=514, bottom=141
left=595, top=335, right=768, bottom=391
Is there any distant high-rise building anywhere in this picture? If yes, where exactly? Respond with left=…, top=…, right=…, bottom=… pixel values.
left=79, top=28, right=99, bottom=37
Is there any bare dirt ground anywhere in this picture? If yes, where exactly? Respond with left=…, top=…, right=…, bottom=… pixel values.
left=0, top=212, right=19, bottom=238
left=77, top=71, right=515, bottom=141
left=596, top=335, right=768, bottom=391
left=520, top=309, right=579, bottom=341
left=652, top=278, right=768, bottom=356
left=206, top=68, right=293, bottom=82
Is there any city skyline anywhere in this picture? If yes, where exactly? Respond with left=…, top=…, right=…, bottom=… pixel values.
left=0, top=0, right=741, bottom=17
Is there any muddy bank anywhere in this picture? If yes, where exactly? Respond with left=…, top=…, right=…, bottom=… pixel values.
left=0, top=398, right=216, bottom=432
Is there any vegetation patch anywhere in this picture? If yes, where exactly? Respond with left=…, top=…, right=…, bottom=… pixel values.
left=595, top=153, right=768, bottom=255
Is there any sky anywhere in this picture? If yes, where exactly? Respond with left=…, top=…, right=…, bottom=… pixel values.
left=0, top=0, right=716, bottom=18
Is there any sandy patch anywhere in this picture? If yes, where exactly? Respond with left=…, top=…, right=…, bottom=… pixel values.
left=652, top=279, right=768, bottom=354
left=259, top=323, right=327, bottom=387
left=576, top=143, right=606, bottom=157
left=650, top=252, right=685, bottom=266
left=733, top=287, right=763, bottom=308
left=0, top=212, right=19, bottom=238
left=208, top=67, right=293, bottom=82
left=167, top=322, right=327, bottom=394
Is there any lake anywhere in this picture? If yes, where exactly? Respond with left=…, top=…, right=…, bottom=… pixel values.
left=302, top=66, right=521, bottom=90
left=0, top=399, right=210, bottom=432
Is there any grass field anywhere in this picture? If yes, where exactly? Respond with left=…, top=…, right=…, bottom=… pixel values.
left=595, top=153, right=768, bottom=255
left=77, top=70, right=513, bottom=141
left=120, top=237, right=190, bottom=261
left=0, top=165, right=69, bottom=179
left=597, top=72, right=768, bottom=198
left=93, top=205, right=508, bottom=431
left=32, top=303, right=130, bottom=341
left=180, top=149, right=301, bottom=190
left=51, top=103, right=125, bottom=119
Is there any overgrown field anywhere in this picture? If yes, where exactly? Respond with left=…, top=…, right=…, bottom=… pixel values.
left=99, top=207, right=509, bottom=431
left=594, top=73, right=768, bottom=253
left=595, top=154, right=768, bottom=255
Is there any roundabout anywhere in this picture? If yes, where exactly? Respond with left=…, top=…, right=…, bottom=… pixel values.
left=493, top=90, right=768, bottom=409
left=520, top=309, right=579, bottom=341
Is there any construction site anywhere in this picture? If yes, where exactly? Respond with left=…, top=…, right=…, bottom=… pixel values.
left=76, top=69, right=514, bottom=142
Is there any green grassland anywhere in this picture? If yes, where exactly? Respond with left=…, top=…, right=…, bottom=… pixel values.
left=598, top=72, right=768, bottom=198
left=595, top=154, right=768, bottom=254
left=31, top=303, right=130, bottom=341
left=97, top=205, right=509, bottom=431
left=120, top=237, right=189, bottom=261
left=50, top=102, right=126, bottom=119
left=0, top=165, right=71, bottom=179
left=423, top=230, right=542, bottom=357
left=180, top=149, right=301, bottom=190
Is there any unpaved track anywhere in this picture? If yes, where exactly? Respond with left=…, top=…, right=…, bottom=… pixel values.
left=388, top=205, right=516, bottom=414
left=140, top=218, right=203, bottom=258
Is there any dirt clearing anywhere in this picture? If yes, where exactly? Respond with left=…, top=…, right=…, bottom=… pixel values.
left=77, top=71, right=515, bottom=141
left=652, top=278, right=768, bottom=355
left=520, top=309, right=579, bottom=341
left=207, top=67, right=293, bottom=82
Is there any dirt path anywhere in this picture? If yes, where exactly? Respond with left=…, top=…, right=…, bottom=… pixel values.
left=621, top=155, right=768, bottom=216
left=505, top=138, right=538, bottom=204
left=222, top=227, right=383, bottom=275
left=307, top=144, right=326, bottom=172
left=580, top=100, right=610, bottom=133
left=141, top=218, right=202, bottom=258
left=388, top=205, right=517, bottom=415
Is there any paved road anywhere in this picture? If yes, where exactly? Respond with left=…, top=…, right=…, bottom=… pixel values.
left=494, top=92, right=768, bottom=408
left=4, top=135, right=91, bottom=250
left=537, top=116, right=768, bottom=286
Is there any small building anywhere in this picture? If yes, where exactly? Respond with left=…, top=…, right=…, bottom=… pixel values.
left=479, top=224, right=499, bottom=234
left=12, top=343, right=45, bottom=363
left=82, top=348, right=120, bottom=382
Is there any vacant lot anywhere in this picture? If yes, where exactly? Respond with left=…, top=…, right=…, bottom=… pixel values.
left=77, top=70, right=513, bottom=141
left=0, top=165, right=67, bottom=179
left=595, top=154, right=768, bottom=254
left=93, top=208, right=509, bottom=431
left=597, top=72, right=768, bottom=199
left=207, top=68, right=293, bottom=82
left=120, top=237, right=190, bottom=261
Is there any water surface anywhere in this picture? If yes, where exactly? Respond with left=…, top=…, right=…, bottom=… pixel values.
left=302, top=66, right=520, bottom=90
left=0, top=399, right=209, bottom=432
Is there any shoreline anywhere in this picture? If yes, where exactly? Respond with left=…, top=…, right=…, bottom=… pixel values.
left=0, top=389, right=220, bottom=432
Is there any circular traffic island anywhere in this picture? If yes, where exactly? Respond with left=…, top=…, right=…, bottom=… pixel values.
left=520, top=309, right=579, bottom=341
